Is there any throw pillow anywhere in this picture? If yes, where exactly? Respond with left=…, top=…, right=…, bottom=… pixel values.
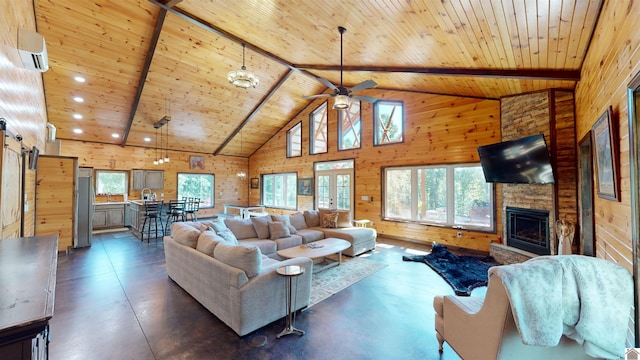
left=171, top=223, right=201, bottom=248
left=224, top=218, right=258, bottom=240
left=268, top=221, right=291, bottom=240
left=271, top=214, right=297, bottom=234
left=209, top=218, right=228, bottom=233
left=214, top=243, right=262, bottom=278
left=321, top=213, right=338, bottom=228
left=304, top=210, right=320, bottom=227
left=335, top=210, right=352, bottom=228
left=195, top=230, right=225, bottom=256
left=217, top=228, right=239, bottom=244
left=289, top=212, right=308, bottom=230
left=251, top=216, right=271, bottom=239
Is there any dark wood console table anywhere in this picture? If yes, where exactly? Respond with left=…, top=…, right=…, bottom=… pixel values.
left=0, top=234, right=58, bottom=359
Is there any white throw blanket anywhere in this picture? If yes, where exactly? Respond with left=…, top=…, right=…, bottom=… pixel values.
left=488, top=255, right=633, bottom=359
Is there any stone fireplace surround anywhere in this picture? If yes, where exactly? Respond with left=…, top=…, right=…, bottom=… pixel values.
left=490, top=89, right=578, bottom=265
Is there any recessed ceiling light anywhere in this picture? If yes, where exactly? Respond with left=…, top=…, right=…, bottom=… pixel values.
left=73, top=128, right=83, bottom=134
left=143, top=137, right=152, bottom=142
left=73, top=113, right=83, bottom=119
left=112, top=133, right=119, bottom=138
left=74, top=76, right=85, bottom=83
left=73, top=96, right=84, bottom=103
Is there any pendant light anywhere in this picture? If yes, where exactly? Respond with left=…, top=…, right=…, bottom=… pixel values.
left=153, top=127, right=159, bottom=166
left=236, top=131, right=246, bottom=180
left=228, top=44, right=259, bottom=89
left=163, top=99, right=170, bottom=163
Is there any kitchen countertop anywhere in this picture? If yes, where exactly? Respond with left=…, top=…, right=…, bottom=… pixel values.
left=94, top=201, right=129, bottom=205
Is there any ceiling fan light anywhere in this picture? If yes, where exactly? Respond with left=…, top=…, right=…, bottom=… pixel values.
left=333, top=94, right=350, bottom=109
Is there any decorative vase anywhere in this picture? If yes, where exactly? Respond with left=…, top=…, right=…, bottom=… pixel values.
left=556, top=219, right=575, bottom=255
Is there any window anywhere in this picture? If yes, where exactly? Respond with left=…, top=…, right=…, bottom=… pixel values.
left=287, top=122, right=302, bottom=157
left=384, top=164, right=494, bottom=231
left=262, top=173, right=297, bottom=209
left=177, top=173, right=214, bottom=208
left=95, top=170, right=128, bottom=195
left=338, top=99, right=361, bottom=150
left=310, top=102, right=328, bottom=154
left=374, top=100, right=404, bottom=145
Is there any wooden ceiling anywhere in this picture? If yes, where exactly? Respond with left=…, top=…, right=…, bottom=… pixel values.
left=34, top=0, right=602, bottom=157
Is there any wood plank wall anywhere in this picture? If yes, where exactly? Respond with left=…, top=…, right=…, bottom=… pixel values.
left=575, top=0, right=635, bottom=272
left=0, top=1, right=48, bottom=239
left=250, top=90, right=502, bottom=252
left=59, top=141, right=248, bottom=218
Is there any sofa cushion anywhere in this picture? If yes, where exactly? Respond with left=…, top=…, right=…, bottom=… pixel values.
left=335, top=210, right=352, bottom=228
left=295, top=228, right=325, bottom=243
left=251, top=215, right=271, bottom=239
left=269, top=221, right=291, bottom=240
left=238, top=239, right=277, bottom=256
left=214, top=243, right=262, bottom=278
left=224, top=218, right=258, bottom=240
left=171, top=222, right=201, bottom=248
left=321, top=213, right=338, bottom=228
left=289, top=212, right=307, bottom=230
left=304, top=210, right=320, bottom=227
left=217, top=228, right=239, bottom=244
left=195, top=230, right=226, bottom=256
left=271, top=214, right=297, bottom=234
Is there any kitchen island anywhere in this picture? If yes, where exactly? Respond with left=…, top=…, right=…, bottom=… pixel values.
left=127, top=200, right=168, bottom=240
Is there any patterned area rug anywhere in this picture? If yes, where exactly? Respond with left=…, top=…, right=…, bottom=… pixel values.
left=307, top=256, right=387, bottom=308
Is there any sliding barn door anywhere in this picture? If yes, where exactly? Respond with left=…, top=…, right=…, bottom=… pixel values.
left=0, top=133, right=23, bottom=239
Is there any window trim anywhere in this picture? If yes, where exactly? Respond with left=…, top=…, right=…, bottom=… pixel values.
left=338, top=99, right=362, bottom=151
left=382, top=163, right=495, bottom=232
left=309, top=101, right=328, bottom=155
left=177, top=172, right=215, bottom=209
left=286, top=122, right=302, bottom=158
left=95, top=169, right=129, bottom=195
left=261, top=172, right=298, bottom=210
left=374, top=100, right=405, bottom=146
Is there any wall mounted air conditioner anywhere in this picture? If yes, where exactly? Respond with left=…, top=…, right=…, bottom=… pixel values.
left=17, top=29, right=49, bottom=72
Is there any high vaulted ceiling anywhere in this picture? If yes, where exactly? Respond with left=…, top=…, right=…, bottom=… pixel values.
left=34, top=0, right=602, bottom=157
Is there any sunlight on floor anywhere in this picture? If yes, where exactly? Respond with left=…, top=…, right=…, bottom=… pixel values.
left=405, top=248, right=429, bottom=256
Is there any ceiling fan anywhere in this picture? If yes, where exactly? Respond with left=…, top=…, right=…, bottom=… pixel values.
left=304, top=26, right=378, bottom=110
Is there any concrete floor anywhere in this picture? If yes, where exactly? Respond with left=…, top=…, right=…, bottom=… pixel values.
left=50, top=230, right=486, bottom=359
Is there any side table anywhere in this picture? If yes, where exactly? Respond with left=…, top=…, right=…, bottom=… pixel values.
left=353, top=219, right=371, bottom=228
left=276, top=265, right=305, bottom=338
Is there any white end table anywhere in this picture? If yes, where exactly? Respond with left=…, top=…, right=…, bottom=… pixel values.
left=276, top=265, right=305, bottom=338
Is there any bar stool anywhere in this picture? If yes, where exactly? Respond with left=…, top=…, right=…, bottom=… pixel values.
left=141, top=200, right=163, bottom=243
left=184, top=197, right=200, bottom=221
left=165, top=199, right=186, bottom=235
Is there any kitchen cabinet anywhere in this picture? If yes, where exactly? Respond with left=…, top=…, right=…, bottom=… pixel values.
left=93, top=203, right=126, bottom=229
left=132, top=170, right=164, bottom=190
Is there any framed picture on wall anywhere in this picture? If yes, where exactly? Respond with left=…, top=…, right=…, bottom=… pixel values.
left=250, top=178, right=259, bottom=189
left=190, top=156, right=204, bottom=170
left=298, top=178, right=313, bottom=196
left=591, top=106, right=619, bottom=201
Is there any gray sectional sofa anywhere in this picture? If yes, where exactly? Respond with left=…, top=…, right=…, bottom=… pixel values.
left=163, top=210, right=376, bottom=335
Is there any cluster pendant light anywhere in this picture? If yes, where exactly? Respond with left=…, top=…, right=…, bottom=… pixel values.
left=153, top=100, right=171, bottom=165
left=228, top=44, right=259, bottom=89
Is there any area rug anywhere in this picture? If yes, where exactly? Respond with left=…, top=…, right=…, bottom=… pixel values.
left=402, top=243, right=499, bottom=296
left=307, top=256, right=387, bottom=308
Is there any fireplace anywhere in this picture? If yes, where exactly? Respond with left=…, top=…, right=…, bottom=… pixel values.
left=506, top=207, right=551, bottom=255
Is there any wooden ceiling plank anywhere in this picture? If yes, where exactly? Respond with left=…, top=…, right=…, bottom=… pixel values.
left=121, top=8, right=167, bottom=146
left=555, top=0, right=577, bottom=69
left=213, top=69, right=295, bottom=156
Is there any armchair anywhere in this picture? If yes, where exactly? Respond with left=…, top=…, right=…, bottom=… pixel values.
left=433, top=255, right=632, bottom=360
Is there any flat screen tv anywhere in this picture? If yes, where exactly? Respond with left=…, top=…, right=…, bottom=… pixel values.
left=477, top=134, right=555, bottom=184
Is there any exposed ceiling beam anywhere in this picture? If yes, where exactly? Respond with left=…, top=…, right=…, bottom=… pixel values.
left=158, top=0, right=183, bottom=7
left=214, top=69, right=295, bottom=156
left=296, top=65, right=581, bottom=81
left=121, top=8, right=167, bottom=146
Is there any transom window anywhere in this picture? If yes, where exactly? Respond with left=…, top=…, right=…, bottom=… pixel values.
left=310, top=102, right=328, bottom=154
left=287, top=122, right=302, bottom=157
left=374, top=100, right=404, bottom=145
left=338, top=99, right=361, bottom=150
left=383, top=164, right=494, bottom=231
left=177, top=173, right=214, bottom=208
left=262, top=173, right=297, bottom=209
left=95, top=170, right=128, bottom=195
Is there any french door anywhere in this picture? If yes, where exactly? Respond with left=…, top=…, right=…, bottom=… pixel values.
left=314, top=160, right=354, bottom=211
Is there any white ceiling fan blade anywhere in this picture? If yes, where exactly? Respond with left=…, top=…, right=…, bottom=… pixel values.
left=303, top=94, right=333, bottom=99
left=350, top=79, right=377, bottom=93
left=316, top=77, right=339, bottom=91
left=352, top=94, right=378, bottom=103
